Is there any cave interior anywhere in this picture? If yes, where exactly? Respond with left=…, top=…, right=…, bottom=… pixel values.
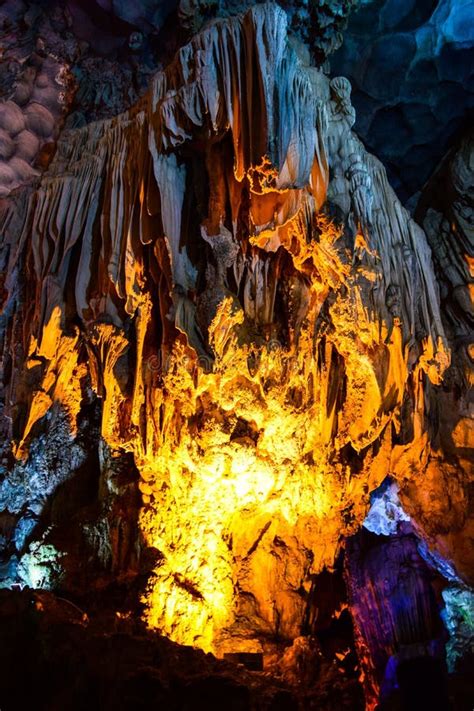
left=0, top=0, right=473, bottom=709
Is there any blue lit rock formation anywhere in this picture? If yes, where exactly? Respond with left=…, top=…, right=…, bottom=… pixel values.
left=442, top=585, right=474, bottom=673
left=363, top=478, right=410, bottom=537
left=331, top=0, right=474, bottom=200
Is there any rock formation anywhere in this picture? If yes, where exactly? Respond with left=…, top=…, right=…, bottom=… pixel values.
left=0, top=2, right=472, bottom=709
left=331, top=0, right=474, bottom=200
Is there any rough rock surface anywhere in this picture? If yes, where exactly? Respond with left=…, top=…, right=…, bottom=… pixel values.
left=0, top=0, right=171, bottom=196
left=0, top=50, right=71, bottom=195
left=0, top=589, right=301, bottom=711
left=401, top=129, right=474, bottom=588
left=346, top=527, right=448, bottom=707
left=331, top=0, right=474, bottom=200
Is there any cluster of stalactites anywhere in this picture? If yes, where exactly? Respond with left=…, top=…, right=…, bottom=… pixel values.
left=0, top=0, right=450, bottom=657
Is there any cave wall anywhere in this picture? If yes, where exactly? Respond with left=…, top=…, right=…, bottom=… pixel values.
left=331, top=0, right=474, bottom=201
left=0, top=2, right=472, bottom=708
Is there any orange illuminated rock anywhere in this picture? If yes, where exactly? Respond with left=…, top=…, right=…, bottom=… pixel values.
left=0, top=2, right=456, bottom=670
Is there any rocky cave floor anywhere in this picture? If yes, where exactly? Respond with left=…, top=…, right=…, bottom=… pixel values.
left=0, top=587, right=358, bottom=711
left=0, top=577, right=472, bottom=711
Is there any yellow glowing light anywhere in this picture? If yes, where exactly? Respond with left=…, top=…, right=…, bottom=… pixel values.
left=136, top=214, right=415, bottom=654
left=16, top=208, right=447, bottom=657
